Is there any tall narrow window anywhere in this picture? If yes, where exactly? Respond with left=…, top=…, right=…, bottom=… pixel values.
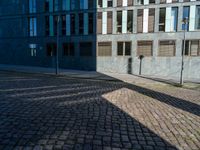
left=29, top=0, right=36, bottom=13
left=149, top=0, right=155, bottom=4
left=88, top=13, right=94, bottom=34
left=159, top=8, right=166, bottom=32
left=98, top=0, right=102, bottom=7
left=54, top=0, right=59, bottom=11
left=71, top=0, right=76, bottom=10
left=88, top=0, right=94, bottom=9
left=29, top=44, right=37, bottom=57
left=195, top=6, right=200, bottom=30
left=137, top=0, right=144, bottom=5
left=29, top=17, right=37, bottom=37
left=182, top=6, right=190, bottom=31
left=71, top=14, right=75, bottom=35
left=46, top=43, right=56, bottom=56
left=127, top=10, right=133, bottom=33
left=148, top=8, right=155, bottom=33
left=160, top=0, right=166, bottom=4
left=107, top=11, right=113, bottom=34
left=128, top=0, right=134, bottom=6
left=117, top=0, right=122, bottom=7
left=45, top=0, right=49, bottom=12
left=97, top=12, right=102, bottom=34
left=171, top=7, right=178, bottom=32
left=79, top=13, right=84, bottom=34
left=53, top=16, right=58, bottom=36
left=62, top=15, right=66, bottom=35
left=107, top=0, right=113, bottom=7
left=117, top=11, right=122, bottom=33
left=137, top=9, right=143, bottom=33
left=45, top=16, right=49, bottom=36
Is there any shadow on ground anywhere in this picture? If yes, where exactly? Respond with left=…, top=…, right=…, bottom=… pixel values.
left=0, top=71, right=199, bottom=149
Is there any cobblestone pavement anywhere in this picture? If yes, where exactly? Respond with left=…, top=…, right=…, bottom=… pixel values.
left=0, top=71, right=199, bottom=150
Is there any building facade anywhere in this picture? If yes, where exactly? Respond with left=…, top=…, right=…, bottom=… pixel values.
left=0, top=0, right=200, bottom=79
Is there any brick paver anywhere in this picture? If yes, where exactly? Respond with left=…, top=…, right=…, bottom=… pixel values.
left=0, top=71, right=199, bottom=150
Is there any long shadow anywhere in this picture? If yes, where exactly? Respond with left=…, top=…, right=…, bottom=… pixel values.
left=125, top=84, right=200, bottom=116
left=0, top=73, right=178, bottom=149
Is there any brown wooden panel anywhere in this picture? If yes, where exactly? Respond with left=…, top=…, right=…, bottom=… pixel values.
left=98, top=42, right=112, bottom=56
left=137, top=41, right=153, bottom=56
left=148, top=8, right=155, bottom=33
left=128, top=0, right=134, bottom=6
left=97, top=12, right=102, bottom=34
left=137, top=9, right=143, bottom=33
left=117, top=0, right=123, bottom=7
left=107, top=11, right=113, bottom=34
left=159, top=41, right=176, bottom=57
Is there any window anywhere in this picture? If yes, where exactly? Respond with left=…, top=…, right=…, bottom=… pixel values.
left=182, top=6, right=190, bottom=31
left=148, top=8, right=155, bottom=33
left=171, top=7, right=178, bottom=32
left=71, top=0, right=76, bottom=10
left=117, top=11, right=122, bottom=33
left=80, top=0, right=84, bottom=9
left=137, top=9, right=143, bottom=33
left=62, top=0, right=70, bottom=10
left=71, top=14, right=76, bottom=35
left=45, top=0, right=49, bottom=12
left=97, top=12, right=102, bottom=34
left=195, top=6, right=200, bottom=30
left=29, top=44, right=37, bottom=57
left=137, top=0, right=144, bottom=5
left=53, top=16, right=58, bottom=36
left=54, top=0, right=59, bottom=11
left=80, top=42, right=93, bottom=56
left=107, top=11, right=113, bottom=34
left=62, top=15, right=66, bottom=35
left=88, top=0, right=94, bottom=9
left=117, top=42, right=131, bottom=56
left=98, top=42, right=112, bottom=56
left=160, top=0, right=166, bottom=4
left=45, top=16, right=49, bottom=36
left=184, top=40, right=200, bottom=56
left=88, top=13, right=94, bottom=34
left=98, top=0, right=102, bottom=7
left=159, top=8, right=166, bottom=32
left=137, top=41, right=153, bottom=56
left=107, top=0, right=113, bottom=7
left=149, top=0, right=155, bottom=4
left=29, top=0, right=36, bottom=13
left=63, top=43, right=75, bottom=56
left=46, top=43, right=56, bottom=56
left=159, top=40, right=176, bottom=57
left=127, top=10, right=133, bottom=33
left=117, top=0, right=122, bottom=7
left=128, top=0, right=134, bottom=6
left=28, top=17, right=37, bottom=37
left=79, top=13, right=84, bottom=34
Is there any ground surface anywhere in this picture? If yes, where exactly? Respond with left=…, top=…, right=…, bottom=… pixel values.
left=0, top=71, right=199, bottom=150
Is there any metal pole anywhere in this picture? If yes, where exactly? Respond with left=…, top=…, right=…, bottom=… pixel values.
left=56, top=16, right=60, bottom=75
left=180, top=18, right=188, bottom=86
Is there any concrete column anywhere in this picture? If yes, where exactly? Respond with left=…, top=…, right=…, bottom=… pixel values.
left=166, top=0, right=172, bottom=3
left=66, top=14, right=70, bottom=36
left=153, top=39, right=158, bottom=57
left=103, top=0, right=107, bottom=8
left=178, top=6, right=183, bottom=32
left=144, top=0, right=149, bottom=5
left=143, top=9, right=149, bottom=33
left=122, top=10, right=127, bottom=33
left=102, top=11, right=107, bottom=34
left=123, top=0, right=128, bottom=6
left=84, top=13, right=88, bottom=35
left=154, top=8, right=159, bottom=32
left=132, top=38, right=137, bottom=57
left=133, top=9, right=137, bottom=33
left=113, top=0, right=117, bottom=7
left=189, top=5, right=196, bottom=31
left=113, top=10, right=117, bottom=34
left=165, top=7, right=172, bottom=32
left=176, top=39, right=182, bottom=57
left=49, top=15, right=54, bottom=36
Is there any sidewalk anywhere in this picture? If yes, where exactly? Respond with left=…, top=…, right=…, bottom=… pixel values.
left=0, top=64, right=199, bottom=89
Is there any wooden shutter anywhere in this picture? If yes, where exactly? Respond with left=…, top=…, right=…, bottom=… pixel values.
left=117, top=0, right=122, bottom=7
left=148, top=8, right=155, bottom=33
left=137, top=41, right=152, bottom=56
left=190, top=40, right=199, bottom=56
left=137, top=9, right=143, bottom=33
left=97, top=12, right=102, bottom=34
left=98, top=42, right=112, bottom=56
left=128, top=0, right=133, bottom=6
left=160, top=0, right=166, bottom=4
left=107, top=11, right=113, bottom=34
left=159, top=41, right=176, bottom=56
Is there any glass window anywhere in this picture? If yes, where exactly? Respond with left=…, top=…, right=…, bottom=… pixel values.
left=29, top=0, right=36, bottom=13
left=159, top=8, right=166, bottom=31
left=171, top=7, right=178, bottom=32
left=195, top=6, right=200, bottom=30
left=182, top=6, right=190, bottom=31
left=127, top=10, right=133, bottom=33
left=63, top=43, right=75, bottom=56
left=29, top=17, right=37, bottom=37
left=29, top=44, right=37, bottom=57
left=117, top=11, right=122, bottom=33
left=117, top=42, right=131, bottom=56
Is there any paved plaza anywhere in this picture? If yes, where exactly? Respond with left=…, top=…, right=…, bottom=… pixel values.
left=0, top=71, right=199, bottom=150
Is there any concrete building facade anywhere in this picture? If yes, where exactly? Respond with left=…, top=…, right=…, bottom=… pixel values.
left=0, top=0, right=200, bottom=80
